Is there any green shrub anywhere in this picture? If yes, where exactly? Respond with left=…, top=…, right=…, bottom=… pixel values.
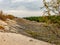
left=24, top=15, right=60, bottom=24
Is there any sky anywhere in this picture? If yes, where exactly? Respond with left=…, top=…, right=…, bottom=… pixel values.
left=0, top=0, right=44, bottom=17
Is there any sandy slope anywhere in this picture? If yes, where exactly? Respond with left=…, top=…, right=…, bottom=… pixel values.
left=0, top=32, right=54, bottom=45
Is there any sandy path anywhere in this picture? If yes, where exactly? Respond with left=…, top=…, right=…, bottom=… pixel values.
left=0, top=32, right=54, bottom=45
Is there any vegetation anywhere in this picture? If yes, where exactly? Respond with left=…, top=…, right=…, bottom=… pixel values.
left=24, top=15, right=60, bottom=24
left=0, top=11, right=15, bottom=20
left=25, top=30, right=40, bottom=38
left=39, top=0, right=60, bottom=23
left=42, top=0, right=60, bottom=16
left=24, top=0, right=60, bottom=24
left=25, top=27, right=60, bottom=45
left=6, top=15, right=16, bottom=20
left=0, top=26, right=4, bottom=29
left=0, top=11, right=7, bottom=21
left=24, top=15, right=60, bottom=44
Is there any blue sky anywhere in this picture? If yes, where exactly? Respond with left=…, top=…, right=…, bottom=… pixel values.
left=0, top=0, right=44, bottom=17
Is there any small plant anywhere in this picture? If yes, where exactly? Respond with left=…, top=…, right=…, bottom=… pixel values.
left=6, top=15, right=15, bottom=19
left=25, top=30, right=39, bottom=38
left=0, top=26, right=4, bottom=29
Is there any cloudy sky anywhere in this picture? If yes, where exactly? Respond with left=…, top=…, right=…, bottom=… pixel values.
left=0, top=0, right=44, bottom=17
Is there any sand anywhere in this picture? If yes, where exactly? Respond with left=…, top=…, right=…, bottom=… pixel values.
left=0, top=32, right=55, bottom=45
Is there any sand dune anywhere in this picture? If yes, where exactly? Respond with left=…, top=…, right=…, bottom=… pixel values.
left=0, top=32, right=54, bottom=45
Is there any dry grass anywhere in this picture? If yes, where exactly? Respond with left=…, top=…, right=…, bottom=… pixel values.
left=0, top=26, right=4, bottom=29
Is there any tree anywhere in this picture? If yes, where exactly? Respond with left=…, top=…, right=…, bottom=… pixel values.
left=42, top=0, right=60, bottom=16
left=41, top=0, right=60, bottom=38
left=41, top=0, right=60, bottom=23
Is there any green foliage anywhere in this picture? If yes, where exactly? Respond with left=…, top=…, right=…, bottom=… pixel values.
left=24, top=16, right=45, bottom=22
left=24, top=15, right=60, bottom=24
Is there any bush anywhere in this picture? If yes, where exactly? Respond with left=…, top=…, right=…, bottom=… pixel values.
left=25, top=30, right=39, bottom=38
left=0, top=26, right=4, bottom=29
left=6, top=15, right=15, bottom=19
left=24, top=15, right=60, bottom=24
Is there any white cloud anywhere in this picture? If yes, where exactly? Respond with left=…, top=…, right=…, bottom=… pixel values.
left=12, top=0, right=37, bottom=3
left=4, top=10, right=43, bottom=17
left=0, top=0, right=3, bottom=2
left=12, top=0, right=23, bottom=3
left=0, top=0, right=2, bottom=2
left=25, top=0, right=37, bottom=2
left=0, top=0, right=43, bottom=17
